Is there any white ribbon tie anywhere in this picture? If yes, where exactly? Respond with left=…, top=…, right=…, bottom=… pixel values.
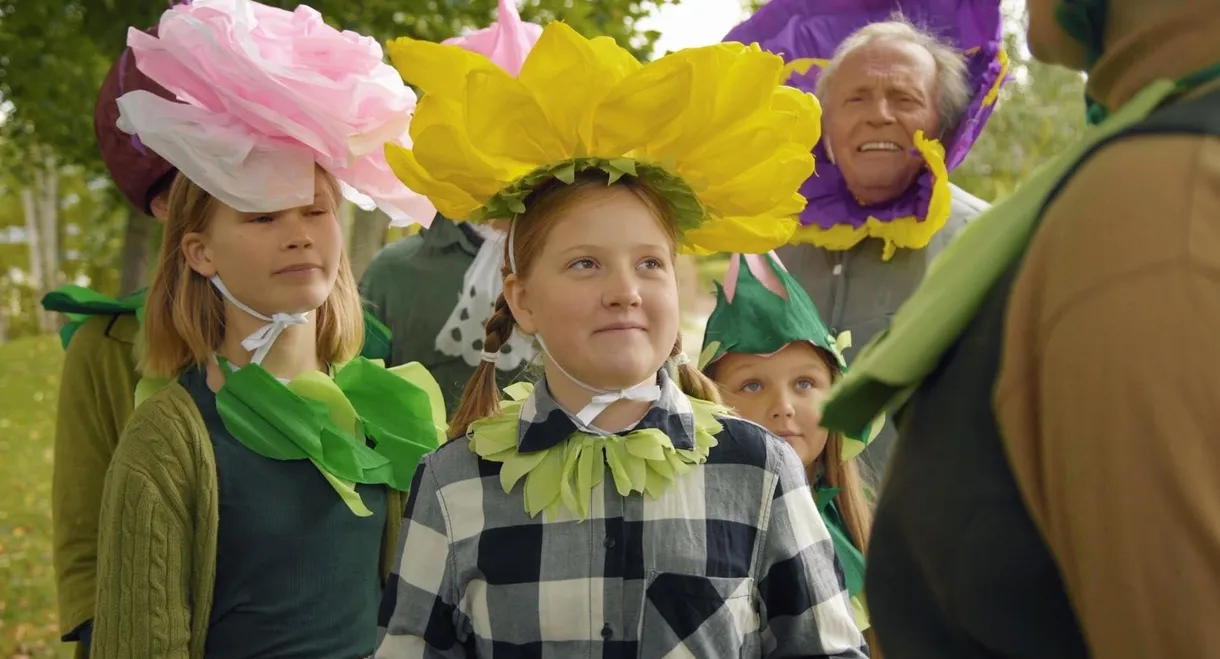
left=210, top=275, right=309, bottom=366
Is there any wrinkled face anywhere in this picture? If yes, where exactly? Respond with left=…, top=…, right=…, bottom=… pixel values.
left=824, top=39, right=941, bottom=206
left=182, top=169, right=342, bottom=316
left=714, top=342, right=834, bottom=469
left=1026, top=0, right=1091, bottom=70
left=506, top=186, right=679, bottom=390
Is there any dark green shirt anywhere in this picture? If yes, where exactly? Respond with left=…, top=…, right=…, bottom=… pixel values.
left=360, top=219, right=526, bottom=411
left=179, top=366, right=387, bottom=659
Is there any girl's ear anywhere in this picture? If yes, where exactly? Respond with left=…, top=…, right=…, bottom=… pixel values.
left=503, top=272, right=537, bottom=335
left=181, top=232, right=217, bottom=278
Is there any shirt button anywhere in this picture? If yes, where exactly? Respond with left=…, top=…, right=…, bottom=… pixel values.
left=603, top=536, right=616, bottom=549
left=601, top=623, right=613, bottom=640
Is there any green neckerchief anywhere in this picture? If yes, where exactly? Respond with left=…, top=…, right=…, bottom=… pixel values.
left=173, top=356, right=447, bottom=516
left=468, top=382, right=727, bottom=521
left=820, top=77, right=1196, bottom=437
left=41, top=284, right=392, bottom=361
left=814, top=485, right=870, bottom=631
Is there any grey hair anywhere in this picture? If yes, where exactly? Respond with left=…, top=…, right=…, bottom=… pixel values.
left=816, top=13, right=971, bottom=137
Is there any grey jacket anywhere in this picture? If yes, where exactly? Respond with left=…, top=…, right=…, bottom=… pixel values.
left=776, top=183, right=989, bottom=478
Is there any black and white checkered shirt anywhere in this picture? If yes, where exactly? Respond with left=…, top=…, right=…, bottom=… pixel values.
left=376, top=371, right=868, bottom=658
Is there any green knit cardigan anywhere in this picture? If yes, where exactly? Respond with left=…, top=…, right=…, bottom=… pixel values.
left=89, top=381, right=405, bottom=659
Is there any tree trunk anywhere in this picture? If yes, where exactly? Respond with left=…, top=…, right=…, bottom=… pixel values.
left=0, top=280, right=9, bottom=345
left=20, top=186, right=53, bottom=333
left=36, top=157, right=60, bottom=297
left=348, top=207, right=391, bottom=283
left=119, top=208, right=156, bottom=295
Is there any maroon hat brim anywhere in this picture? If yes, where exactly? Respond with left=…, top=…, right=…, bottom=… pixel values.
left=94, top=25, right=178, bottom=216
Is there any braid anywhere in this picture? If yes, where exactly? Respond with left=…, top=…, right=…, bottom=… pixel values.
left=482, top=294, right=516, bottom=354
left=671, top=334, right=723, bottom=404
left=448, top=293, right=518, bottom=438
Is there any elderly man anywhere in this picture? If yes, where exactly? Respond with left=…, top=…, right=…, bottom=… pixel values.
left=725, top=2, right=1007, bottom=474
left=821, top=0, right=1220, bottom=656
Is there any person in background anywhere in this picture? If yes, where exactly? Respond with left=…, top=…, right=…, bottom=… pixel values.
left=724, top=0, right=1008, bottom=475
left=361, top=0, right=538, bottom=410
left=46, top=25, right=177, bottom=658
left=701, top=252, right=882, bottom=654
left=819, top=0, right=1220, bottom=656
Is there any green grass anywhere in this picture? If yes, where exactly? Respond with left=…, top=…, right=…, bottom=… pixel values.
left=0, top=335, right=72, bottom=658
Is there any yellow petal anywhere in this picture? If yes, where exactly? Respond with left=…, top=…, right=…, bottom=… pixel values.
left=519, top=23, right=635, bottom=155
left=410, top=122, right=518, bottom=202
left=387, top=37, right=501, bottom=98
left=587, top=36, right=642, bottom=78
left=684, top=215, right=798, bottom=254
left=701, top=146, right=815, bottom=217
left=383, top=143, right=482, bottom=220
left=465, top=69, right=569, bottom=164
left=670, top=45, right=785, bottom=157
left=591, top=56, right=693, bottom=157
left=771, top=86, right=822, bottom=146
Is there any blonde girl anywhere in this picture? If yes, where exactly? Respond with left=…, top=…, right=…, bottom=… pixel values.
left=701, top=252, right=881, bottom=652
left=90, top=2, right=442, bottom=657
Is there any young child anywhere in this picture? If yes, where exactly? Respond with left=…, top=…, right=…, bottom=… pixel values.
left=375, top=20, right=867, bottom=659
left=700, top=252, right=883, bottom=645
left=89, top=3, right=443, bottom=657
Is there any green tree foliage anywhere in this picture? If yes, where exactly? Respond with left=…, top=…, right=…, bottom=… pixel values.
left=0, top=0, right=679, bottom=340
left=951, top=11, right=1087, bottom=201
left=0, top=0, right=678, bottom=175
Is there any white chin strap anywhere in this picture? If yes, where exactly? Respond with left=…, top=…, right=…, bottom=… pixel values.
left=210, top=275, right=310, bottom=366
left=538, top=336, right=661, bottom=426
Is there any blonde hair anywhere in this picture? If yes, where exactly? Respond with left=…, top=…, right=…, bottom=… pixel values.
left=140, top=169, right=364, bottom=378
left=817, top=12, right=971, bottom=137
left=448, top=172, right=721, bottom=438
left=808, top=349, right=880, bottom=656
left=706, top=344, right=879, bottom=652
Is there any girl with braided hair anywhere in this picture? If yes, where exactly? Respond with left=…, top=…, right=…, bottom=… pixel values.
left=375, top=19, right=868, bottom=659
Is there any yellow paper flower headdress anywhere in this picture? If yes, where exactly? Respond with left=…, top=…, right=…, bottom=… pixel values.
left=384, top=21, right=823, bottom=254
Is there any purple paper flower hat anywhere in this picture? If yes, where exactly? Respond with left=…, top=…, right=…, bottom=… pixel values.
left=724, top=0, right=1009, bottom=260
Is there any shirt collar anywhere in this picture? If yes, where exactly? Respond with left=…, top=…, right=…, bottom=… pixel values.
left=422, top=215, right=484, bottom=256
left=516, top=369, right=697, bottom=453
left=1088, top=5, right=1220, bottom=113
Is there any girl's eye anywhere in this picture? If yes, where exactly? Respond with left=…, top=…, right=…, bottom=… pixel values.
left=639, top=257, right=664, bottom=270
left=569, top=258, right=597, bottom=271
left=309, top=207, right=330, bottom=217
left=251, top=215, right=274, bottom=224
left=740, top=381, right=762, bottom=393
left=795, top=379, right=815, bottom=391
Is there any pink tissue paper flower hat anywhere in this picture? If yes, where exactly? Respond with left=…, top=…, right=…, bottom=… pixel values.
left=114, top=0, right=436, bottom=227
left=442, top=0, right=542, bottom=75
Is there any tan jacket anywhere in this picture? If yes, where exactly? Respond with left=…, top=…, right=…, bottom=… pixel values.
left=997, top=6, right=1220, bottom=657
